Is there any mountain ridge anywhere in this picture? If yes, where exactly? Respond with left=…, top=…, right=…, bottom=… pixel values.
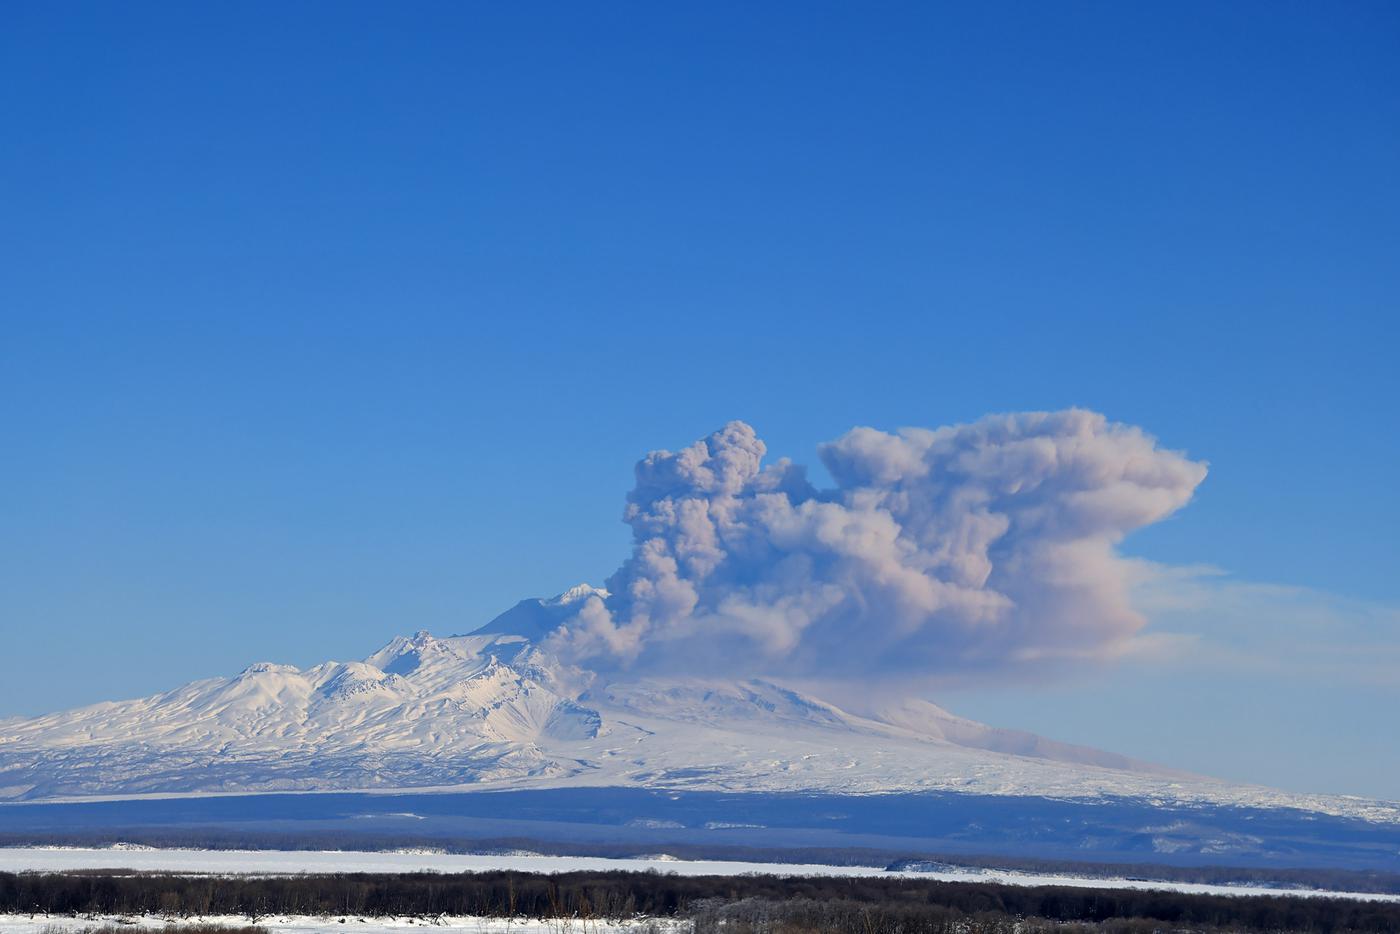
left=2, top=588, right=1397, bottom=827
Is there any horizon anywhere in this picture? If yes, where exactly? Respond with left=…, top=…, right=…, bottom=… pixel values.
left=3, top=2, right=1398, bottom=804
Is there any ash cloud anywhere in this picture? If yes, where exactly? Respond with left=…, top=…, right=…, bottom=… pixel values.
left=545, top=410, right=1207, bottom=685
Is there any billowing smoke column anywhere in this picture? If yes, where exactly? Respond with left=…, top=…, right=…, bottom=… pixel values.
left=547, top=410, right=1207, bottom=684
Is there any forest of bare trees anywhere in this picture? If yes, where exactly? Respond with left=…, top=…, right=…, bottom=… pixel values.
left=4, top=869, right=1399, bottom=933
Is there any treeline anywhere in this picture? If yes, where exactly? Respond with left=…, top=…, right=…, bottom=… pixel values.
left=684, top=898, right=1330, bottom=934
left=4, top=830, right=1398, bottom=895
left=4, top=870, right=1400, bottom=933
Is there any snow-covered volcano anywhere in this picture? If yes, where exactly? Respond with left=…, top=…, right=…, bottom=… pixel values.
left=1, top=586, right=1396, bottom=825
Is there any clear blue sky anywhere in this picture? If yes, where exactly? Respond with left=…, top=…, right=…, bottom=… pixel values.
left=2, top=3, right=1397, bottom=796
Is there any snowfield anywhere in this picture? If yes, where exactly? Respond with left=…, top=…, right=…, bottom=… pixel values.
left=1, top=848, right=1397, bottom=903
left=0, top=916, right=683, bottom=934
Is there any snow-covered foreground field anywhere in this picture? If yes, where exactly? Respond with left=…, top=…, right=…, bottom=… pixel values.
left=0, top=915, right=682, bottom=934
left=1, top=847, right=1398, bottom=904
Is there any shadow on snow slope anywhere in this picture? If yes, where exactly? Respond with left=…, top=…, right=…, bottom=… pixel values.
left=3, top=787, right=1399, bottom=873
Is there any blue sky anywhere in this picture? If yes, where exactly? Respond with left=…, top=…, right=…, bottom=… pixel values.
left=2, top=3, right=1397, bottom=797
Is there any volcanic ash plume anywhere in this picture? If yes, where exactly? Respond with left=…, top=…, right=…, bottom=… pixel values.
left=546, top=410, right=1207, bottom=686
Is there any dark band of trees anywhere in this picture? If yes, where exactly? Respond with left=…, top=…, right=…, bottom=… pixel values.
left=3, top=870, right=1399, bottom=933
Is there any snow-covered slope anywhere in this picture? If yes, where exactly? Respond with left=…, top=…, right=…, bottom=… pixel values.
left=469, top=584, right=610, bottom=642
left=2, top=587, right=1397, bottom=825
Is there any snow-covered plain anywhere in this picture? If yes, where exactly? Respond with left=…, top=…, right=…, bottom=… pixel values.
left=0, top=915, right=682, bottom=934
left=1, top=847, right=1397, bottom=904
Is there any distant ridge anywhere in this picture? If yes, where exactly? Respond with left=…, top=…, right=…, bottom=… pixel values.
left=1, top=587, right=1397, bottom=832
